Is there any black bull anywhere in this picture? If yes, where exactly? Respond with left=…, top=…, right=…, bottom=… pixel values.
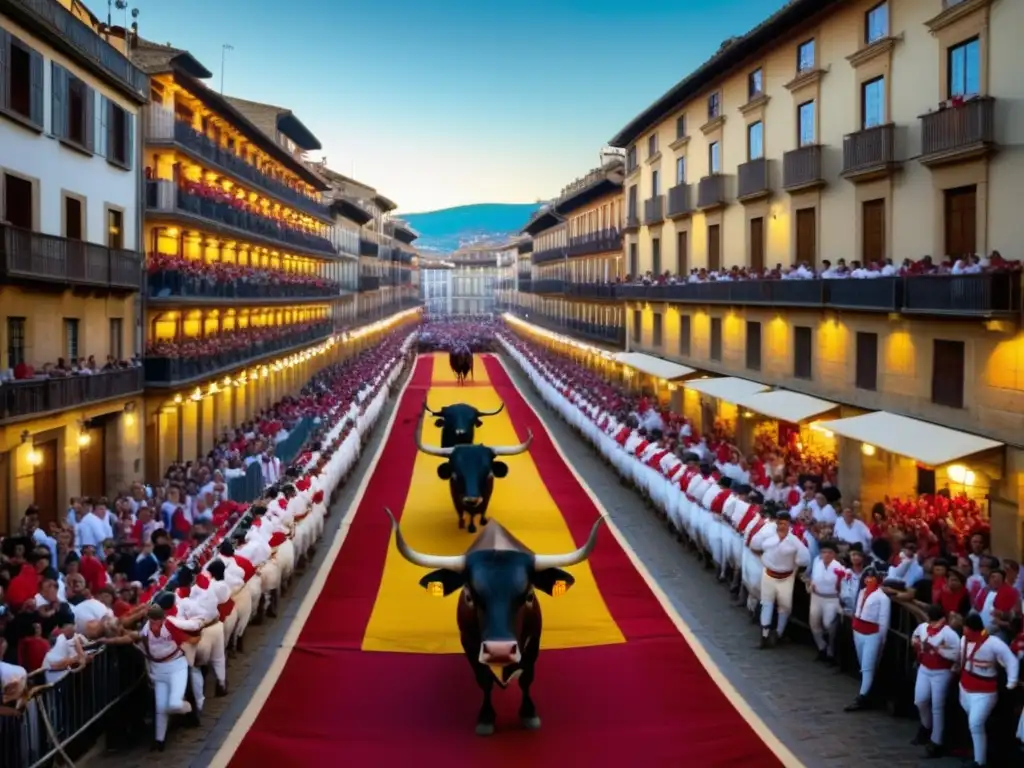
left=415, top=418, right=531, bottom=533
left=385, top=507, right=606, bottom=736
left=449, top=350, right=473, bottom=384
left=423, top=401, right=504, bottom=448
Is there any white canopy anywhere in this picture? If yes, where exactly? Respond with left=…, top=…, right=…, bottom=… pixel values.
left=683, top=377, right=769, bottom=402
left=613, top=352, right=695, bottom=380
left=731, top=390, right=839, bottom=424
left=817, top=411, right=1003, bottom=467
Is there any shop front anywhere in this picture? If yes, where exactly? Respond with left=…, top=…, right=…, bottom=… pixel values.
left=679, top=377, right=769, bottom=440
left=611, top=352, right=695, bottom=409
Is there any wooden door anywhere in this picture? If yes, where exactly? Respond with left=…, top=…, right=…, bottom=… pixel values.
left=33, top=441, right=59, bottom=529
left=862, top=199, right=886, bottom=264
left=749, top=217, right=765, bottom=272
left=707, top=224, right=721, bottom=271
left=795, top=208, right=816, bottom=265
left=79, top=427, right=106, bottom=499
left=676, top=230, right=688, bottom=275
left=944, top=186, right=977, bottom=259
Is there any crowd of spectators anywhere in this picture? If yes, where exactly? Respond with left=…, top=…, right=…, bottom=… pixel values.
left=147, top=253, right=340, bottom=296
left=2, top=354, right=142, bottom=384
left=144, top=319, right=331, bottom=361
left=419, top=314, right=500, bottom=352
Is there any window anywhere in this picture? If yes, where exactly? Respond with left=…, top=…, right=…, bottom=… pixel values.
left=627, top=185, right=638, bottom=220
left=64, top=195, right=83, bottom=240
left=676, top=230, right=688, bottom=275
left=6, top=317, right=26, bottom=368
left=105, top=98, right=133, bottom=168
left=2, top=33, right=44, bottom=126
left=747, top=121, right=764, bottom=161
left=707, top=92, right=721, bottom=121
left=631, top=309, right=641, bottom=343
left=797, top=39, right=815, bottom=72
left=629, top=242, right=638, bottom=276
left=948, top=38, right=980, bottom=98
left=798, top=100, right=816, bottom=146
left=709, top=141, right=721, bottom=174
left=3, top=173, right=33, bottom=230
left=932, top=339, right=965, bottom=409
left=865, top=2, right=888, bottom=45
left=794, top=326, right=812, bottom=379
left=675, top=156, right=686, bottom=185
left=107, top=208, right=124, bottom=249
left=647, top=134, right=658, bottom=157
left=651, top=169, right=660, bottom=197
left=745, top=321, right=762, bottom=371
left=109, top=318, right=123, bottom=360
left=675, top=114, right=686, bottom=140
left=710, top=318, right=723, bottom=362
left=748, top=68, right=763, bottom=100
left=652, top=237, right=661, bottom=275
left=652, top=313, right=663, bottom=347
left=707, top=224, right=721, bottom=271
left=626, top=145, right=638, bottom=172
left=64, top=318, right=80, bottom=361
left=52, top=63, right=93, bottom=148
left=861, top=76, right=885, bottom=129
left=678, top=314, right=691, bottom=357
left=855, top=332, right=878, bottom=390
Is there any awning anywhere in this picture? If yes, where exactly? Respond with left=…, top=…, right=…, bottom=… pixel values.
left=613, top=352, right=695, bottom=380
left=731, top=390, right=839, bottom=424
left=683, top=376, right=769, bottom=402
left=816, top=411, right=1003, bottom=467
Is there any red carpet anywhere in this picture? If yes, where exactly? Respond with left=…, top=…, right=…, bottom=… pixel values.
left=226, top=354, right=783, bottom=767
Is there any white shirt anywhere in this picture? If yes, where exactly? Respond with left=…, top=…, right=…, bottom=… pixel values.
left=0, top=661, right=28, bottom=691
left=140, top=622, right=183, bottom=660
left=812, top=503, right=837, bottom=525
left=44, top=633, right=85, bottom=684
left=758, top=531, right=810, bottom=574
left=853, top=588, right=891, bottom=635
left=833, top=516, right=873, bottom=551
left=911, top=623, right=960, bottom=666
left=959, top=633, right=1019, bottom=686
left=72, top=598, right=113, bottom=634
left=809, top=557, right=846, bottom=598
left=75, top=513, right=112, bottom=550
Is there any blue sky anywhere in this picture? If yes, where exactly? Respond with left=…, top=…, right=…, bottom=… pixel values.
left=100, top=0, right=785, bottom=213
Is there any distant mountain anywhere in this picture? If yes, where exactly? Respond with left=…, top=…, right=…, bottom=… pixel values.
left=402, top=203, right=541, bottom=253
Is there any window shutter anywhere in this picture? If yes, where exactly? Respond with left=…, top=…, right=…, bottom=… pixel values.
left=83, top=85, right=95, bottom=151
left=97, top=95, right=108, bottom=158
left=51, top=62, right=68, bottom=138
left=0, top=31, right=10, bottom=112
left=124, top=110, right=134, bottom=170
left=28, top=47, right=43, bottom=127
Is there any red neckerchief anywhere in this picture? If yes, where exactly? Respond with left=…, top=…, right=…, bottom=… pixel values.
left=926, top=619, right=946, bottom=637
left=961, top=628, right=988, bottom=670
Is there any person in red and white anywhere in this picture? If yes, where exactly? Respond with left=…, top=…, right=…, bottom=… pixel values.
left=753, top=510, right=809, bottom=648
left=910, top=603, right=960, bottom=758
left=216, top=540, right=257, bottom=652
left=197, top=560, right=238, bottom=660
left=239, top=522, right=279, bottom=619
left=957, top=612, right=1019, bottom=768
left=261, top=448, right=282, bottom=485
left=742, top=505, right=777, bottom=614
left=974, top=566, right=1020, bottom=635
left=668, top=453, right=700, bottom=536
left=680, top=460, right=710, bottom=542
left=807, top=539, right=845, bottom=663
left=845, top=567, right=891, bottom=711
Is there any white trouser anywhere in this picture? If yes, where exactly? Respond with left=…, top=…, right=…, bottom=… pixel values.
left=959, top=686, right=997, bottom=765
left=809, top=594, right=840, bottom=653
left=149, top=655, right=190, bottom=741
left=914, top=666, right=953, bottom=744
left=184, top=622, right=227, bottom=686
left=759, top=571, right=795, bottom=636
left=853, top=631, right=883, bottom=697
left=232, top=586, right=253, bottom=641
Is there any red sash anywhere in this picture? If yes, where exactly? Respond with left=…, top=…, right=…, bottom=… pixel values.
left=633, top=440, right=650, bottom=456
left=647, top=450, right=669, bottom=469
left=666, top=462, right=684, bottom=480
left=746, top=519, right=768, bottom=547
left=235, top=555, right=256, bottom=582
left=960, top=634, right=997, bottom=692
left=737, top=506, right=759, bottom=533
left=269, top=531, right=287, bottom=548
left=710, top=489, right=731, bottom=514
left=614, top=427, right=630, bottom=445
left=217, top=598, right=236, bottom=622
left=852, top=618, right=880, bottom=635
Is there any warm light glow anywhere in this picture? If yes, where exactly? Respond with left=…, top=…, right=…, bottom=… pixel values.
left=77, top=432, right=91, bottom=447
left=861, top=443, right=876, bottom=457
left=429, top=581, right=444, bottom=597
left=173, top=393, right=183, bottom=404
left=124, top=413, right=135, bottom=427
left=946, top=464, right=975, bottom=485
left=503, top=313, right=613, bottom=359
left=191, top=386, right=203, bottom=401
left=743, top=411, right=754, bottom=419
left=222, top=376, right=231, bottom=386
left=26, top=449, right=42, bottom=467
left=552, top=580, right=567, bottom=597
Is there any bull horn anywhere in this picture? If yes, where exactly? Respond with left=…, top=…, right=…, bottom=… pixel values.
left=415, top=413, right=454, bottom=457
left=533, top=516, right=607, bottom=570
left=491, top=429, right=533, bottom=456
left=476, top=403, right=505, bottom=417
left=422, top=400, right=443, bottom=417
left=384, top=508, right=465, bottom=571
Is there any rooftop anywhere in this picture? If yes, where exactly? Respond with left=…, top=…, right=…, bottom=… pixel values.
left=225, top=95, right=322, bottom=152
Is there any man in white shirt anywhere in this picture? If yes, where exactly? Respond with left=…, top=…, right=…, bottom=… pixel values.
left=911, top=604, right=960, bottom=758
left=833, top=506, right=872, bottom=551
left=75, top=502, right=113, bottom=552
left=957, top=613, right=1019, bottom=767
left=807, top=540, right=845, bottom=663
left=44, top=617, right=87, bottom=684
left=753, top=511, right=810, bottom=648
left=846, top=567, right=891, bottom=711
left=0, top=639, right=28, bottom=705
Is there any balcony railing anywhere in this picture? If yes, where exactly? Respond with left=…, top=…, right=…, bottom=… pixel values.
left=564, top=282, right=620, bottom=300
left=145, top=180, right=336, bottom=257
left=1, top=367, right=144, bottom=423
left=919, top=97, right=995, bottom=166
left=783, top=145, right=825, bottom=191
left=358, top=275, right=381, bottom=292
left=624, top=211, right=641, bottom=232
left=696, top=175, right=727, bottom=210
left=567, top=229, right=621, bottom=257
left=667, top=184, right=692, bottom=219
left=737, top=158, right=770, bottom=201
left=6, top=0, right=148, bottom=98
left=518, top=277, right=534, bottom=292
left=0, top=224, right=141, bottom=291
left=903, top=273, right=1020, bottom=316
left=842, top=123, right=898, bottom=179
left=533, top=246, right=567, bottom=265
left=147, top=270, right=341, bottom=301
left=504, top=309, right=625, bottom=348
left=643, top=195, right=664, bottom=226
left=143, top=323, right=333, bottom=385
left=359, top=239, right=379, bottom=258
left=517, top=241, right=534, bottom=255
left=144, top=106, right=332, bottom=220
left=532, top=279, right=565, bottom=294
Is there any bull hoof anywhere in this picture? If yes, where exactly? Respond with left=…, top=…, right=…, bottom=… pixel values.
left=480, top=517, right=489, bottom=526
left=521, top=715, right=542, bottom=730
left=475, top=722, right=495, bottom=737
left=467, top=523, right=477, bottom=534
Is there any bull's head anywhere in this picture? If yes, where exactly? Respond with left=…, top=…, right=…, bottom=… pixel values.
left=415, top=424, right=531, bottom=509
left=384, top=508, right=606, bottom=668
left=422, top=401, right=505, bottom=446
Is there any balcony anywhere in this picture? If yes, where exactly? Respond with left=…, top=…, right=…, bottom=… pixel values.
left=518, top=277, right=534, bottom=292
left=696, top=175, right=727, bottom=211
left=144, top=106, right=332, bottom=220
left=517, top=241, right=533, bottom=255
left=359, top=239, right=379, bottom=258
left=623, top=212, right=641, bottom=233
left=567, top=229, right=621, bottom=257
left=842, top=123, right=899, bottom=181
left=643, top=195, right=664, bottom=226
left=358, top=275, right=381, bottom=292
left=667, top=184, right=692, bottom=219
left=902, top=273, right=1021, bottom=317
left=0, top=367, right=144, bottom=424
left=565, top=282, right=620, bottom=300
left=147, top=270, right=342, bottom=303
left=532, top=247, right=567, bottom=265
left=143, top=322, right=333, bottom=386
left=783, top=145, right=825, bottom=192
left=505, top=309, right=624, bottom=349
left=0, top=224, right=141, bottom=291
left=532, top=279, right=565, bottom=294
left=145, top=180, right=336, bottom=258
left=737, top=158, right=770, bottom=202
left=825, top=278, right=902, bottom=312
left=919, top=97, right=996, bottom=168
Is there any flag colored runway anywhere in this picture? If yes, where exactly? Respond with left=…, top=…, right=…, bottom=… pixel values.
left=219, top=353, right=791, bottom=767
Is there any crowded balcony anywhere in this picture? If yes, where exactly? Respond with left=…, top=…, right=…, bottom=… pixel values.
left=0, top=224, right=142, bottom=292
left=918, top=96, right=996, bottom=168
left=696, top=174, right=727, bottom=210
left=532, top=278, right=566, bottom=294
left=666, top=184, right=692, bottom=219
left=0, top=365, right=143, bottom=424
left=146, top=253, right=345, bottom=303
left=841, top=123, right=900, bottom=181
left=643, top=195, right=664, bottom=226
left=143, top=319, right=333, bottom=386
left=144, top=175, right=336, bottom=258
left=533, top=246, right=567, bottom=265
left=736, top=157, right=770, bottom=202
left=144, top=105, right=332, bottom=220
left=567, top=229, right=622, bottom=258
left=782, top=145, right=825, bottom=192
